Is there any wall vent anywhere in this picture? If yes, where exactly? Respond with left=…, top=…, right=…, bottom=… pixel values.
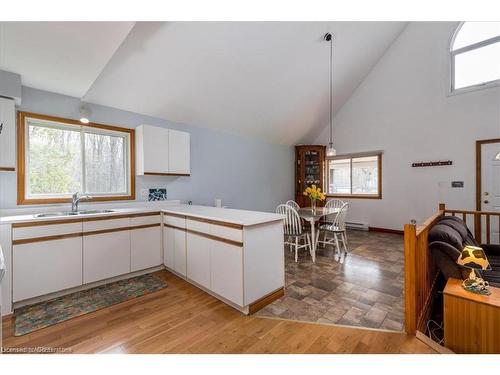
left=346, top=221, right=369, bottom=231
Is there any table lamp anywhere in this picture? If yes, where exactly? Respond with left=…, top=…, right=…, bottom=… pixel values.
left=456, top=245, right=492, bottom=295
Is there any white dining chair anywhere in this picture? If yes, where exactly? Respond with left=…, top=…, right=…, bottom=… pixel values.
left=316, top=202, right=349, bottom=256
left=276, top=204, right=313, bottom=262
left=285, top=200, right=300, bottom=210
left=318, top=198, right=345, bottom=246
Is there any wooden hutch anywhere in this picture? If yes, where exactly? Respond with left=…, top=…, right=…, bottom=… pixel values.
left=295, top=145, right=326, bottom=207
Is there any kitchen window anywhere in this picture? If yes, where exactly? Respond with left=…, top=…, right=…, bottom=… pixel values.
left=326, top=152, right=382, bottom=199
left=17, top=112, right=135, bottom=204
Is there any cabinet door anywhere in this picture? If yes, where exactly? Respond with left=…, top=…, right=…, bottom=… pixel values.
left=13, top=237, right=83, bottom=302
left=168, top=129, right=190, bottom=175
left=83, top=230, right=131, bottom=284
left=143, top=125, right=170, bottom=174
left=131, top=226, right=162, bottom=272
left=0, top=97, right=16, bottom=170
left=211, top=241, right=243, bottom=306
left=186, top=232, right=210, bottom=289
left=163, top=226, right=175, bottom=270
left=174, top=228, right=187, bottom=276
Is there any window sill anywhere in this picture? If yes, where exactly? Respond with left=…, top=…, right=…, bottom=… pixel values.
left=326, top=194, right=381, bottom=200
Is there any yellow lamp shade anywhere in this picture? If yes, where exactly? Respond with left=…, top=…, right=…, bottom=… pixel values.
left=457, top=245, right=491, bottom=271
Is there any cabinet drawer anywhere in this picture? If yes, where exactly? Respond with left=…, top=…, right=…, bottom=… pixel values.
left=164, top=214, right=186, bottom=229
left=186, top=219, right=210, bottom=233
left=210, top=224, right=242, bottom=243
left=13, top=222, right=82, bottom=241
left=83, top=217, right=130, bottom=232
left=130, top=214, right=161, bottom=227
left=13, top=237, right=83, bottom=302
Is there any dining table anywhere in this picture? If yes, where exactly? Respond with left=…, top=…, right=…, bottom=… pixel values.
left=297, top=206, right=340, bottom=262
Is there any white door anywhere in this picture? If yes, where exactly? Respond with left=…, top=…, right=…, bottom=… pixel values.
left=481, top=142, right=500, bottom=243
left=210, top=241, right=243, bottom=306
left=186, top=232, right=211, bottom=289
left=83, top=231, right=131, bottom=284
left=168, top=129, right=190, bottom=174
left=131, top=226, right=162, bottom=272
left=13, top=238, right=83, bottom=301
left=0, top=97, right=16, bottom=170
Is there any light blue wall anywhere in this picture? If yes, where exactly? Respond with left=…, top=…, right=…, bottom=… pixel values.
left=0, top=87, right=294, bottom=212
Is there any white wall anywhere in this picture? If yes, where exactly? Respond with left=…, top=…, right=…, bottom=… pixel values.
left=314, top=22, right=500, bottom=230
left=0, top=87, right=295, bottom=212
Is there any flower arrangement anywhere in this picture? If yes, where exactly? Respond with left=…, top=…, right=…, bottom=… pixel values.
left=303, top=185, right=326, bottom=212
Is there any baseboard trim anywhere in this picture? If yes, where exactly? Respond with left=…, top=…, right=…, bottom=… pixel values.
left=369, top=226, right=404, bottom=235
left=416, top=331, right=455, bottom=354
left=249, top=287, right=284, bottom=314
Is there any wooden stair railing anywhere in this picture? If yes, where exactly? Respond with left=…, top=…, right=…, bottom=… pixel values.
left=404, top=203, right=500, bottom=335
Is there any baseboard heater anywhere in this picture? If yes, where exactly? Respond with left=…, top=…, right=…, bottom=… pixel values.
left=346, top=221, right=369, bottom=231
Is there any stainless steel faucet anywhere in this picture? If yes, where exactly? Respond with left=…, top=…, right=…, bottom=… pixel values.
left=71, top=192, right=92, bottom=212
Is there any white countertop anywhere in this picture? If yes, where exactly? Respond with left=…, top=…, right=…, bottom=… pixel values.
left=162, top=205, right=284, bottom=226
left=0, top=203, right=284, bottom=227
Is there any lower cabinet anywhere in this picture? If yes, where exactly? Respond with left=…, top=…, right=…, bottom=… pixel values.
left=131, top=225, right=162, bottom=272
left=163, top=226, right=186, bottom=276
left=210, top=241, right=243, bottom=306
left=13, top=237, right=83, bottom=302
left=83, top=230, right=131, bottom=284
left=186, top=232, right=211, bottom=289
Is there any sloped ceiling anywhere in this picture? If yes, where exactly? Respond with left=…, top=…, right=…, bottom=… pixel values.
left=0, top=21, right=407, bottom=145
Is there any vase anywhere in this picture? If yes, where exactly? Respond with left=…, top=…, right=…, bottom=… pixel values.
left=310, top=199, right=317, bottom=214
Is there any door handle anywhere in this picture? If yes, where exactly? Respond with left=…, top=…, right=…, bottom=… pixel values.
left=484, top=200, right=490, bottom=204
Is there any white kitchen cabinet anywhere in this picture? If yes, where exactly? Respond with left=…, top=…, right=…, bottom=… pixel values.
left=0, top=97, right=16, bottom=171
left=186, top=232, right=211, bottom=289
left=163, top=226, right=186, bottom=276
left=131, top=226, right=162, bottom=272
left=13, top=237, right=83, bottom=302
left=168, top=129, right=190, bottom=175
left=210, top=241, right=243, bottom=306
left=83, top=230, right=131, bottom=284
left=135, top=124, right=190, bottom=176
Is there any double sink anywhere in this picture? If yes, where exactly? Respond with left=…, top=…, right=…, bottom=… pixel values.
left=34, top=209, right=115, bottom=218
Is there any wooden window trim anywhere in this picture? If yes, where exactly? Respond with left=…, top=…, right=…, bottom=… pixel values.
left=326, top=152, right=382, bottom=200
left=17, top=111, right=136, bottom=205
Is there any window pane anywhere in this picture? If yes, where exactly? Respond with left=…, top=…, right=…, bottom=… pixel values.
left=454, top=42, right=500, bottom=89
left=84, top=132, right=126, bottom=194
left=27, top=123, right=82, bottom=196
left=352, top=156, right=378, bottom=195
left=328, top=159, right=351, bottom=194
left=453, top=22, right=500, bottom=50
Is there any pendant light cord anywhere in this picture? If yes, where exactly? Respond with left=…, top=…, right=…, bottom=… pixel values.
left=329, top=35, right=333, bottom=146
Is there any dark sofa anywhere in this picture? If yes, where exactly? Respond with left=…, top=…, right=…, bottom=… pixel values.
left=428, top=215, right=500, bottom=288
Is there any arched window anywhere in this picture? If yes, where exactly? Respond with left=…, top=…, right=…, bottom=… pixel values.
left=450, top=22, right=500, bottom=93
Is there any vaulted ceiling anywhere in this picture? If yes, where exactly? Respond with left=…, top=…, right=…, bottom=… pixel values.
left=0, top=22, right=407, bottom=144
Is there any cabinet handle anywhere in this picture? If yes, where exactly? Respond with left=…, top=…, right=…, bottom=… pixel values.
left=0, top=122, right=3, bottom=134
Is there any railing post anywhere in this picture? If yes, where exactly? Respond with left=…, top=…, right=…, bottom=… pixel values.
left=439, top=203, right=446, bottom=212
left=404, top=222, right=417, bottom=335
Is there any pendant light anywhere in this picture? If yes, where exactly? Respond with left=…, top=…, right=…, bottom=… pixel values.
left=79, top=100, right=90, bottom=124
left=325, top=32, right=336, bottom=157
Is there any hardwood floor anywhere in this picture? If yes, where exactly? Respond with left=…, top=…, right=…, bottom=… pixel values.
left=2, top=270, right=435, bottom=354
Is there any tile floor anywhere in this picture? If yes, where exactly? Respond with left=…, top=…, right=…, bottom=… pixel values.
left=257, top=230, right=405, bottom=331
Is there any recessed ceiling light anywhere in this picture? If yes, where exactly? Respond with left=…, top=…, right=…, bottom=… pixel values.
left=79, top=102, right=90, bottom=124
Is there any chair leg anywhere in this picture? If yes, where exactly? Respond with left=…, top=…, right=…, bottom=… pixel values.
left=295, top=237, right=299, bottom=263
left=334, top=233, right=341, bottom=256
left=342, top=232, right=349, bottom=254
left=343, top=230, right=348, bottom=250
left=306, top=233, right=314, bottom=263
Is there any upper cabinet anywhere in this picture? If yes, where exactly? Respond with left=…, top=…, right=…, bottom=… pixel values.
left=0, top=97, right=16, bottom=171
left=135, top=125, right=190, bottom=176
